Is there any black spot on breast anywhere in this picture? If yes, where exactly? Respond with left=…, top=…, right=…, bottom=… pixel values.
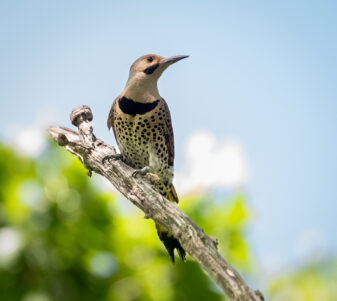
left=119, top=97, right=160, bottom=116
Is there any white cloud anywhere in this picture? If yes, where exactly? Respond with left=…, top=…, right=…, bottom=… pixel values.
left=174, top=130, right=249, bottom=194
left=0, top=228, right=21, bottom=262
left=261, top=251, right=287, bottom=278
left=16, top=125, right=46, bottom=156
left=4, top=106, right=60, bottom=157
left=294, top=228, right=327, bottom=263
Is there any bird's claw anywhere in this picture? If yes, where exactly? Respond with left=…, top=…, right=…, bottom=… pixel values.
left=132, top=166, right=153, bottom=178
left=102, top=154, right=123, bottom=165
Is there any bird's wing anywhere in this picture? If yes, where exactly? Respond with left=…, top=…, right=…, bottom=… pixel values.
left=107, top=97, right=119, bottom=139
left=161, top=99, right=175, bottom=167
left=161, top=99, right=179, bottom=203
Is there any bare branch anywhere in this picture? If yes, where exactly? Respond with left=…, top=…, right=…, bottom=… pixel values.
left=48, top=105, right=264, bottom=301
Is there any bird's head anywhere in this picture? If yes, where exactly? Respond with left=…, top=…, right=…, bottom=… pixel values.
left=122, top=54, right=188, bottom=102
left=124, top=54, right=188, bottom=100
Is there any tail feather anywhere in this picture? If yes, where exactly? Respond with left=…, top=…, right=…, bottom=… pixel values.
left=155, top=185, right=186, bottom=263
left=176, top=244, right=186, bottom=262
left=157, top=228, right=186, bottom=263
left=167, top=184, right=179, bottom=203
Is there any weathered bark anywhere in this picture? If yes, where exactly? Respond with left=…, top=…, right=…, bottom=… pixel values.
left=48, top=105, right=264, bottom=301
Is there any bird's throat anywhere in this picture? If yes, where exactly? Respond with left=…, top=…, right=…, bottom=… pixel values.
left=123, top=78, right=160, bottom=103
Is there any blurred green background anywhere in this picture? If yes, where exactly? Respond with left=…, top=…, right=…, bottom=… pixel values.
left=0, top=140, right=336, bottom=301
left=1, top=1, right=337, bottom=300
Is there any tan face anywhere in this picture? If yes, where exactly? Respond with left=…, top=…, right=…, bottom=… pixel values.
left=128, top=54, right=164, bottom=80
left=126, top=54, right=189, bottom=87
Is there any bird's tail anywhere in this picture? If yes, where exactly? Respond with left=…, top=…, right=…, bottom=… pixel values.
left=155, top=185, right=186, bottom=263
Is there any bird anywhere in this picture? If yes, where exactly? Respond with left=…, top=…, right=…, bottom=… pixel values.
left=107, top=54, right=188, bottom=262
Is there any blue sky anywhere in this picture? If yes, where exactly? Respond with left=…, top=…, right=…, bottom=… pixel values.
left=1, top=0, right=336, bottom=274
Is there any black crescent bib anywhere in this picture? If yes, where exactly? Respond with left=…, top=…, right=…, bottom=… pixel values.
left=118, top=97, right=160, bottom=116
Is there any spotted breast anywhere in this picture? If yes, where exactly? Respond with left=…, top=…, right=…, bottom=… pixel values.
left=108, top=96, right=174, bottom=196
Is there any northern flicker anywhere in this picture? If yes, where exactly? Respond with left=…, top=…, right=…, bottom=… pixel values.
left=107, top=54, right=188, bottom=262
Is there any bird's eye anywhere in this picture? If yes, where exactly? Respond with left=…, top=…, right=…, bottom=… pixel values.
left=147, top=56, right=153, bottom=63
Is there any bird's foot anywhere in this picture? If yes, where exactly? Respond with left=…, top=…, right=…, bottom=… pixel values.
left=132, top=166, right=161, bottom=184
left=132, top=166, right=154, bottom=178
left=102, top=154, right=123, bottom=165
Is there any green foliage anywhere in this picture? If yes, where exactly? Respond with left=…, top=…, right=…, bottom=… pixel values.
left=1, top=141, right=336, bottom=300
left=180, top=194, right=251, bottom=271
left=0, top=141, right=252, bottom=301
left=268, top=259, right=337, bottom=300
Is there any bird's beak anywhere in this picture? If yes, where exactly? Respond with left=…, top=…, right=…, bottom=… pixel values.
left=160, top=55, right=189, bottom=67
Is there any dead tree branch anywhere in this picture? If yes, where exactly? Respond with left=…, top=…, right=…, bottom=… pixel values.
left=48, top=105, right=264, bottom=301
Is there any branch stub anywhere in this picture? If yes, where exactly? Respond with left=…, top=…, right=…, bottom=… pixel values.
left=70, top=105, right=93, bottom=127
